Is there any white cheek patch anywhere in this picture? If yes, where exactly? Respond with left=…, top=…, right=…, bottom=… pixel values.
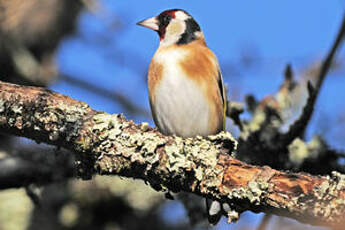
left=160, top=21, right=186, bottom=47
left=168, top=22, right=183, bottom=35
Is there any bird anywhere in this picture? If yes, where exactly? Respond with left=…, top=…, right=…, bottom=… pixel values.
left=137, top=9, right=227, bottom=224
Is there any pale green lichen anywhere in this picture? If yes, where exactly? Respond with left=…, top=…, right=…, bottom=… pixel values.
left=308, top=135, right=326, bottom=159
left=92, top=113, right=128, bottom=143
left=65, top=114, right=78, bottom=123
left=0, top=100, right=5, bottom=113
left=11, top=105, right=23, bottom=114
left=194, top=167, right=204, bottom=181
left=127, top=132, right=164, bottom=165
left=140, top=122, right=150, bottom=132
left=248, top=111, right=266, bottom=133
left=288, top=138, right=308, bottom=166
left=226, top=210, right=239, bottom=223
left=184, top=136, right=221, bottom=185
left=226, top=178, right=269, bottom=205
left=229, top=187, right=260, bottom=204
left=248, top=181, right=264, bottom=197
left=54, top=100, right=89, bottom=113
left=310, top=171, right=345, bottom=222
left=165, top=136, right=189, bottom=173
left=8, top=118, right=15, bottom=126
left=288, top=136, right=328, bottom=167
left=335, top=199, right=345, bottom=205
left=75, top=135, right=92, bottom=152
left=49, top=131, right=59, bottom=141
left=131, top=132, right=165, bottom=154
left=0, top=189, right=33, bottom=230
left=93, top=113, right=113, bottom=131
left=332, top=171, right=345, bottom=190
left=59, top=203, right=79, bottom=227
left=240, top=108, right=280, bottom=141
left=315, top=180, right=330, bottom=199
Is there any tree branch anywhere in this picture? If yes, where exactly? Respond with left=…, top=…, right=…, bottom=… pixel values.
left=280, top=14, right=345, bottom=144
left=0, top=149, right=74, bottom=189
left=59, top=74, right=150, bottom=118
left=0, top=81, right=344, bottom=228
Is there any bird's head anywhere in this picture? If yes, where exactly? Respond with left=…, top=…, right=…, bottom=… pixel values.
left=137, top=9, right=203, bottom=46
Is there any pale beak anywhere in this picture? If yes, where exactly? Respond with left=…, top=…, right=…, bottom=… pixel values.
left=136, top=17, right=159, bottom=31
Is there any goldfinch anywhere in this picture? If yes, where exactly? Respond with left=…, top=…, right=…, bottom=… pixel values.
left=137, top=9, right=226, bottom=224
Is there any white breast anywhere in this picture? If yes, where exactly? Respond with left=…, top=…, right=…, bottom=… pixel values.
left=151, top=49, right=211, bottom=138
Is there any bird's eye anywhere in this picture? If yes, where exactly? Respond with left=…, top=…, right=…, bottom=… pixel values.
left=161, top=14, right=172, bottom=26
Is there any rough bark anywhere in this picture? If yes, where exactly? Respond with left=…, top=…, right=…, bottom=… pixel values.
left=0, top=81, right=344, bottom=228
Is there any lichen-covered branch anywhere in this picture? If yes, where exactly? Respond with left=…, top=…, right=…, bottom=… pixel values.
left=0, top=81, right=344, bottom=228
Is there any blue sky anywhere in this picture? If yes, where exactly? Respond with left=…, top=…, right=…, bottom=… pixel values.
left=53, top=1, right=345, bottom=228
left=56, top=0, right=345, bottom=146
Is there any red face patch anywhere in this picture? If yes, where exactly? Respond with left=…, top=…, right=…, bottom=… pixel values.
left=159, top=9, right=176, bottom=18
left=156, top=10, right=179, bottom=40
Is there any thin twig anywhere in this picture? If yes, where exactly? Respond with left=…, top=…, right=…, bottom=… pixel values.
left=226, top=101, right=244, bottom=131
left=315, top=14, right=345, bottom=92
left=59, top=74, right=150, bottom=118
left=280, top=14, right=345, bottom=145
